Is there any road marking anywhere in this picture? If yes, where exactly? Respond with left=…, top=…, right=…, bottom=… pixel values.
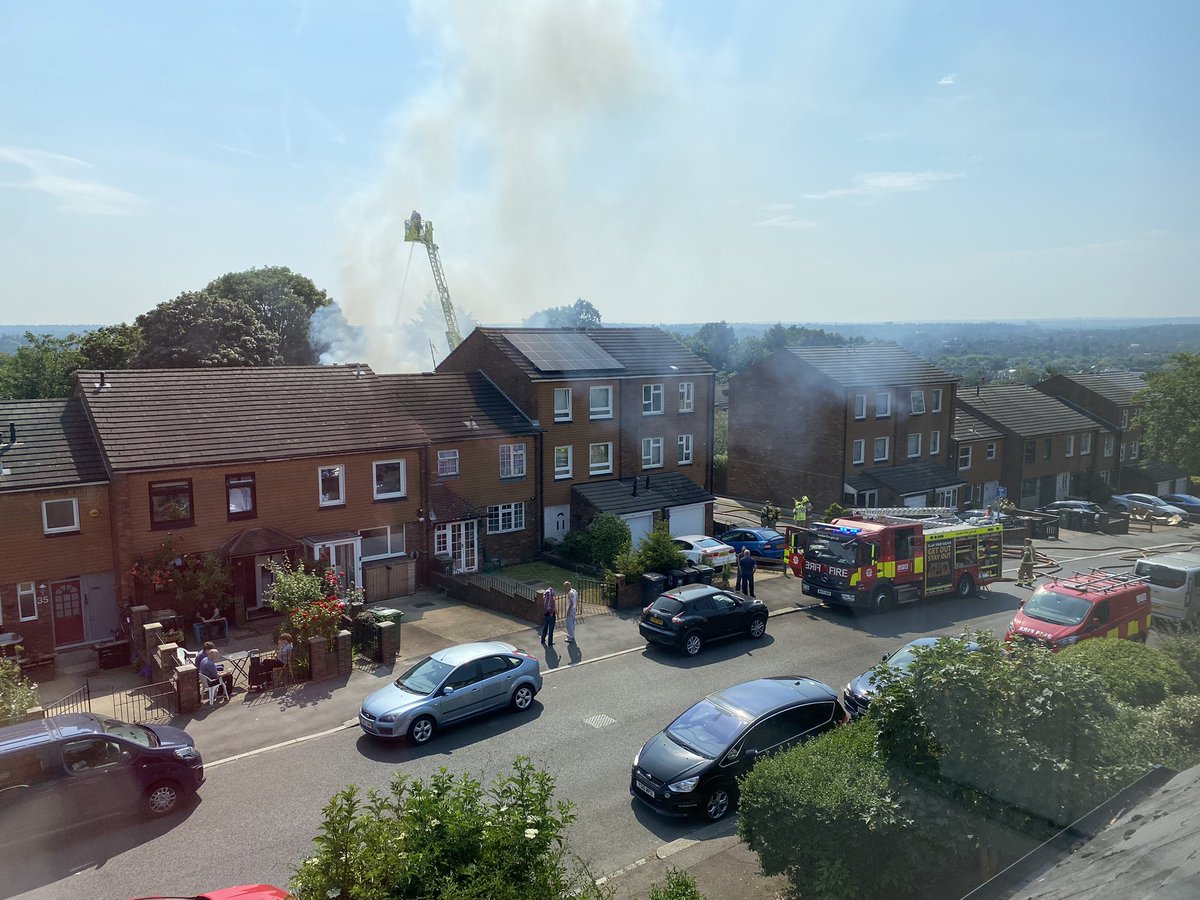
left=206, top=721, right=357, bottom=768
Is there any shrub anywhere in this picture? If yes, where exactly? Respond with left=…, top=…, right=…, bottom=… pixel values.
left=558, top=528, right=593, bottom=564
left=1057, top=638, right=1196, bottom=707
left=648, top=869, right=706, bottom=900
left=1158, top=631, right=1200, bottom=687
left=613, top=543, right=644, bottom=580
left=0, top=657, right=40, bottom=726
left=587, top=514, right=631, bottom=570
left=637, top=522, right=686, bottom=574
left=1112, top=694, right=1200, bottom=771
left=824, top=502, right=847, bottom=519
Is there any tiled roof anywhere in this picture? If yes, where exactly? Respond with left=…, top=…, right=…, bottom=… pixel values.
left=379, top=372, right=538, bottom=442
left=572, top=471, right=714, bottom=517
left=0, top=397, right=107, bottom=491
left=786, top=344, right=958, bottom=387
left=456, top=328, right=715, bottom=380
left=218, top=526, right=301, bottom=558
left=957, top=384, right=1105, bottom=438
left=846, top=461, right=966, bottom=496
left=953, top=409, right=1003, bottom=443
left=428, top=482, right=479, bottom=521
left=77, top=366, right=427, bottom=472
left=1057, top=372, right=1146, bottom=406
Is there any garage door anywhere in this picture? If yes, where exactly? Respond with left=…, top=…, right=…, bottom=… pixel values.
left=623, top=512, right=653, bottom=546
left=669, top=503, right=707, bottom=536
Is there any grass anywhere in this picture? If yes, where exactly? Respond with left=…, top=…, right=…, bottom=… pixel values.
left=499, top=561, right=581, bottom=586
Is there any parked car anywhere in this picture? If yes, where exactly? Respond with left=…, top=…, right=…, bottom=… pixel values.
left=358, top=641, right=542, bottom=743
left=1160, top=493, right=1200, bottom=523
left=639, top=584, right=768, bottom=656
left=1005, top=570, right=1151, bottom=650
left=1109, top=493, right=1190, bottom=522
left=842, top=636, right=980, bottom=719
left=671, top=535, right=737, bottom=570
left=631, top=676, right=846, bottom=821
left=132, top=887, right=290, bottom=900
left=717, top=527, right=786, bottom=560
left=1037, top=499, right=1106, bottom=516
left=0, top=713, right=204, bottom=845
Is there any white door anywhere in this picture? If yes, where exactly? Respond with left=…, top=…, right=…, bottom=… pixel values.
left=435, top=521, right=479, bottom=573
left=544, top=504, right=570, bottom=542
left=623, top=512, right=653, bottom=546
left=668, top=503, right=706, bottom=536
left=982, top=481, right=1000, bottom=504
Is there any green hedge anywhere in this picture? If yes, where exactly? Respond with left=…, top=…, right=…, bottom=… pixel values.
left=1057, top=638, right=1196, bottom=707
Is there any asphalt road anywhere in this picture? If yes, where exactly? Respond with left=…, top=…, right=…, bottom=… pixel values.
left=10, top=531, right=1193, bottom=899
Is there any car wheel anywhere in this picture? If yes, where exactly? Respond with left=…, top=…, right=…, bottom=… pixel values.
left=870, top=586, right=895, bottom=613
left=510, top=684, right=535, bottom=711
left=956, top=573, right=975, bottom=598
left=701, top=785, right=736, bottom=821
left=408, top=715, right=436, bottom=744
left=748, top=615, right=767, bottom=639
left=1115, top=504, right=1128, bottom=514
left=143, top=780, right=183, bottom=817
left=683, top=630, right=704, bottom=656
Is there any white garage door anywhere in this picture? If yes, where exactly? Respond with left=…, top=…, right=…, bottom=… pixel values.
left=669, top=503, right=707, bottom=537
left=623, top=512, right=654, bottom=546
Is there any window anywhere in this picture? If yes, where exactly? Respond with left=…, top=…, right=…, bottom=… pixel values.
left=986, top=442, right=997, bottom=460
left=910, top=391, right=925, bottom=415
left=875, top=392, right=891, bottom=418
left=1043, top=438, right=1052, bottom=461
left=1100, top=469, right=1110, bottom=484
left=1024, top=441, right=1036, bottom=464
left=931, top=388, right=943, bottom=413
left=852, top=439, right=865, bottom=465
left=17, top=582, right=37, bottom=621
left=554, top=445, right=573, bottom=479
left=1121, top=409, right=1129, bottom=428
left=642, top=383, right=664, bottom=415
left=589, top=442, right=613, bottom=475
left=958, top=446, right=972, bottom=470
left=854, top=394, right=866, bottom=419
left=553, top=388, right=572, bottom=422
left=873, top=436, right=889, bottom=462
left=224, top=473, right=256, bottom=520
left=42, top=498, right=79, bottom=534
left=907, top=433, right=921, bottom=458
left=936, top=486, right=960, bottom=507
left=930, top=430, right=941, bottom=455
left=438, top=449, right=459, bottom=477
left=1103, top=435, right=1114, bottom=457
left=679, top=382, right=694, bottom=412
left=678, top=434, right=693, bottom=464
left=150, top=479, right=194, bottom=527
left=360, top=526, right=404, bottom=559
left=487, top=502, right=526, bottom=534
left=1081, top=433, right=1093, bottom=456
left=642, top=436, right=664, bottom=469
left=857, top=489, right=879, bottom=506
left=1130, top=441, right=1140, bottom=460
left=1120, top=442, right=1126, bottom=462
left=499, top=444, right=527, bottom=479
left=589, top=385, right=613, bottom=419
left=1065, top=435, right=1075, bottom=458
left=318, top=466, right=344, bottom=507
left=373, top=459, right=407, bottom=499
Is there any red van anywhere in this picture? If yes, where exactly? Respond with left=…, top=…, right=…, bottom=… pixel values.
left=1005, top=570, right=1151, bottom=651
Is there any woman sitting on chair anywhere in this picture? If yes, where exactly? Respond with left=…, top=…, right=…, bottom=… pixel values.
left=255, top=633, right=294, bottom=688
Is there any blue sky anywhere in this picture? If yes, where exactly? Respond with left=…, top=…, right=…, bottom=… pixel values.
left=1, top=1, right=1196, bottom=367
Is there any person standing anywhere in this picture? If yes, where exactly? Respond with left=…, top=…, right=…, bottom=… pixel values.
left=1017, top=538, right=1037, bottom=587
left=738, top=548, right=757, bottom=598
left=563, top=581, right=578, bottom=644
left=540, top=587, right=557, bottom=645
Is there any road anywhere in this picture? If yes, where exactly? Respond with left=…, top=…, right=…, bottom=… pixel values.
left=10, top=533, right=1189, bottom=898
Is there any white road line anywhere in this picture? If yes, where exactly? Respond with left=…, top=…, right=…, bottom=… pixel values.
left=206, top=722, right=357, bottom=768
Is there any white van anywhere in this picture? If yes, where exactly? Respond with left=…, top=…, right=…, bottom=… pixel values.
left=1133, top=551, right=1200, bottom=623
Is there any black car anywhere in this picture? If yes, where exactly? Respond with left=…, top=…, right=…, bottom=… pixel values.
left=843, top=636, right=980, bottom=718
left=631, top=677, right=846, bottom=821
left=639, top=584, right=768, bottom=656
left=1037, top=499, right=1105, bottom=516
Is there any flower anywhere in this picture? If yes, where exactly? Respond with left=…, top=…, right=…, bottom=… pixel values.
left=525, top=828, right=539, bottom=839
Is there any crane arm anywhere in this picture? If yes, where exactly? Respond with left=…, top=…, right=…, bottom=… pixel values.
left=404, top=211, right=462, bottom=351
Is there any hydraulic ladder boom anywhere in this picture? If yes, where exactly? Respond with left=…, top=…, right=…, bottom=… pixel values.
left=403, top=210, right=463, bottom=351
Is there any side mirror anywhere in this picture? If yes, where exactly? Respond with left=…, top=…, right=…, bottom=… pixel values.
left=442, top=686, right=456, bottom=696
left=881, top=653, right=889, bottom=662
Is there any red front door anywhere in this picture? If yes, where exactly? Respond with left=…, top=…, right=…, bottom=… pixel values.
left=52, top=579, right=85, bottom=646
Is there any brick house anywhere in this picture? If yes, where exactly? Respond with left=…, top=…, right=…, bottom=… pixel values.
left=726, top=345, right=964, bottom=510
left=0, top=398, right=115, bottom=658
left=437, top=328, right=717, bottom=543
left=957, top=384, right=1115, bottom=509
left=951, top=409, right=1005, bottom=507
left=381, top=372, right=541, bottom=573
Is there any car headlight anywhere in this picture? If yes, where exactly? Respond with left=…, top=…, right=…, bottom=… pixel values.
left=632, top=748, right=641, bottom=768
left=378, top=712, right=398, bottom=723
left=173, top=746, right=200, bottom=761
left=1055, top=636, right=1080, bottom=647
left=668, top=776, right=699, bottom=793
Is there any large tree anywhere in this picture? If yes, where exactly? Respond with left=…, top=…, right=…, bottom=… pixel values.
left=204, top=266, right=332, bottom=364
left=1138, top=352, right=1200, bottom=474
left=524, top=298, right=602, bottom=329
left=78, top=322, right=144, bottom=371
left=0, top=332, right=80, bottom=399
left=134, top=292, right=282, bottom=368
left=680, top=321, right=737, bottom=372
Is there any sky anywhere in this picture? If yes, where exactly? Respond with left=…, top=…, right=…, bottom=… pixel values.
left=1, top=1, right=1197, bottom=370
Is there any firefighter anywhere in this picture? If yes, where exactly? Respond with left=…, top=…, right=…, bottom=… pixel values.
left=760, top=503, right=770, bottom=528
left=1017, top=538, right=1037, bottom=587
left=793, top=495, right=811, bottom=524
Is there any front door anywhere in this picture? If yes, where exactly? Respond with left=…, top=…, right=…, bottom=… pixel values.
left=52, top=579, right=85, bottom=647
left=253, top=553, right=288, bottom=610
left=81, top=572, right=118, bottom=643
left=435, top=521, right=478, bottom=574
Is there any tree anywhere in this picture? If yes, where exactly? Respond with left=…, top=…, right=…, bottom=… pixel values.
left=587, top=513, right=632, bottom=570
left=680, top=322, right=737, bottom=372
left=134, top=292, right=282, bottom=367
left=524, top=299, right=602, bottom=329
left=204, top=266, right=332, bottom=364
left=78, top=322, right=144, bottom=370
left=636, top=522, right=686, bottom=574
left=0, top=332, right=80, bottom=399
left=1138, top=352, right=1200, bottom=474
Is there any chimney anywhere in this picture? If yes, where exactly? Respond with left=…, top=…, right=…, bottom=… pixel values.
left=632, top=478, right=638, bottom=496
left=7, top=422, right=14, bottom=444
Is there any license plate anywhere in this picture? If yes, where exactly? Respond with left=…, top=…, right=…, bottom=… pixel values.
left=650, top=616, right=664, bottom=626
left=817, top=588, right=831, bottom=597
left=635, top=780, right=655, bottom=797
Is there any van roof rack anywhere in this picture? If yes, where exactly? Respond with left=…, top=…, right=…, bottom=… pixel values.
left=1051, top=568, right=1149, bottom=594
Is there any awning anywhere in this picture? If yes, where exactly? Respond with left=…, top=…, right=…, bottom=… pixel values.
left=218, top=527, right=301, bottom=558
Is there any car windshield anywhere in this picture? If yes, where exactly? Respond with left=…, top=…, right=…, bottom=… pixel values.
left=666, top=699, right=750, bottom=759
left=650, top=597, right=684, bottom=616
left=809, top=537, right=859, bottom=565
left=395, top=656, right=454, bottom=695
left=1134, top=561, right=1188, bottom=589
left=885, top=645, right=926, bottom=671
left=100, top=717, right=159, bottom=748
left=1022, top=588, right=1094, bottom=627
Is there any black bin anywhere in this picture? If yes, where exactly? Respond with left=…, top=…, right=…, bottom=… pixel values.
left=642, top=572, right=667, bottom=604
left=97, top=641, right=130, bottom=669
left=667, top=568, right=687, bottom=589
left=681, top=566, right=700, bottom=585
left=693, top=564, right=714, bottom=584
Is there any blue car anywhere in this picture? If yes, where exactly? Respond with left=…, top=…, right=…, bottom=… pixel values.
left=842, top=636, right=980, bottom=718
left=718, top=527, right=786, bottom=560
left=1160, top=494, right=1200, bottom=523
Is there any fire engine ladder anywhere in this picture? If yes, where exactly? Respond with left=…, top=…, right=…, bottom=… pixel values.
left=1053, top=569, right=1149, bottom=593
left=847, top=507, right=961, bottom=524
left=403, top=211, right=463, bottom=352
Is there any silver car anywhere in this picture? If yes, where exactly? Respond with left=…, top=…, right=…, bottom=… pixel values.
left=358, top=641, right=542, bottom=743
left=1110, top=493, right=1190, bottom=522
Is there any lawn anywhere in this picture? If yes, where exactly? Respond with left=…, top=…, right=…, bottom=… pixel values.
left=499, top=561, right=581, bottom=586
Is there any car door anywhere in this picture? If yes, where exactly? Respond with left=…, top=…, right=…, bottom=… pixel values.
left=436, top=660, right=482, bottom=723
left=733, top=702, right=838, bottom=764
left=686, top=596, right=716, bottom=638
left=724, top=530, right=750, bottom=553
left=0, top=746, right=67, bottom=839
left=673, top=539, right=698, bottom=564
left=707, top=592, right=742, bottom=636
left=59, top=737, right=140, bottom=817
left=475, top=655, right=515, bottom=712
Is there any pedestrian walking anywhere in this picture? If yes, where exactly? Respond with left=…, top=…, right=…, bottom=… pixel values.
left=738, top=548, right=757, bottom=598
left=1017, top=538, right=1037, bottom=587
left=563, top=581, right=578, bottom=644
left=540, top=587, right=557, bottom=645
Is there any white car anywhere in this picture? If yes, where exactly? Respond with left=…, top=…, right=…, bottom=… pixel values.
left=672, top=535, right=737, bottom=570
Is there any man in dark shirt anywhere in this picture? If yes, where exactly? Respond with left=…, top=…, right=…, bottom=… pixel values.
left=737, top=549, right=757, bottom=598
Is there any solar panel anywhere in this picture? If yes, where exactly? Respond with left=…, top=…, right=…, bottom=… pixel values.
left=505, top=332, right=624, bottom=373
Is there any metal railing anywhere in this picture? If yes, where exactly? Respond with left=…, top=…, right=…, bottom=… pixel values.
left=44, top=680, right=91, bottom=717
left=113, top=680, right=177, bottom=725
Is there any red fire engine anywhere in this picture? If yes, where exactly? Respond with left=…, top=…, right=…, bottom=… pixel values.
left=784, top=508, right=1004, bottom=612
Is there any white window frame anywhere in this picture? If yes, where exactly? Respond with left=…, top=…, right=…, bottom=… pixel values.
left=437, top=449, right=460, bottom=477
left=935, top=486, right=960, bottom=507
left=854, top=394, right=866, bottom=420
left=499, top=444, right=527, bottom=479
left=679, top=382, right=694, bottom=413
left=876, top=392, right=891, bottom=418
left=359, top=526, right=404, bottom=560
left=852, top=439, right=865, bottom=465
left=1065, top=435, right=1075, bottom=458
left=18, top=582, right=38, bottom=622
left=958, top=446, right=973, bottom=471
left=1103, top=435, right=1114, bottom=457
left=857, top=489, right=879, bottom=506
left=986, top=442, right=997, bottom=460
left=874, top=436, right=889, bottom=462
left=642, top=383, right=664, bottom=415
left=930, top=430, right=941, bottom=455
left=1130, top=441, right=1140, bottom=460
left=554, top=445, right=573, bottom=479
left=1081, top=433, right=1093, bottom=456
left=553, top=388, right=572, bottom=422
left=589, top=385, right=613, bottom=419
left=487, top=502, right=526, bottom=534
left=910, top=391, right=926, bottom=415
left=372, top=459, right=407, bottom=500
left=907, top=433, right=921, bottom=459
left=931, top=388, right=943, bottom=413
left=589, top=442, right=613, bottom=475
left=1120, top=442, right=1126, bottom=462
left=642, top=436, right=664, bottom=469
left=1121, top=409, right=1129, bottom=428
left=678, top=434, right=693, bottom=464
left=318, top=464, right=345, bottom=507
left=42, top=497, right=80, bottom=535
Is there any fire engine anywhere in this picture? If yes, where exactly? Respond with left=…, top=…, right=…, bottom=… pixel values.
left=784, top=508, right=1004, bottom=612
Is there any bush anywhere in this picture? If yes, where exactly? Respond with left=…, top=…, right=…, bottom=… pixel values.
left=1057, top=638, right=1196, bottom=707
left=1, top=657, right=40, bottom=725
left=1158, top=631, right=1200, bottom=687
left=587, top=514, right=631, bottom=570
left=824, top=502, right=847, bottom=519
left=558, top=528, right=593, bottom=564
left=637, top=522, right=686, bottom=574
left=613, top=543, right=644, bottom=580
left=648, top=869, right=706, bottom=900
left=1112, top=694, right=1200, bottom=771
